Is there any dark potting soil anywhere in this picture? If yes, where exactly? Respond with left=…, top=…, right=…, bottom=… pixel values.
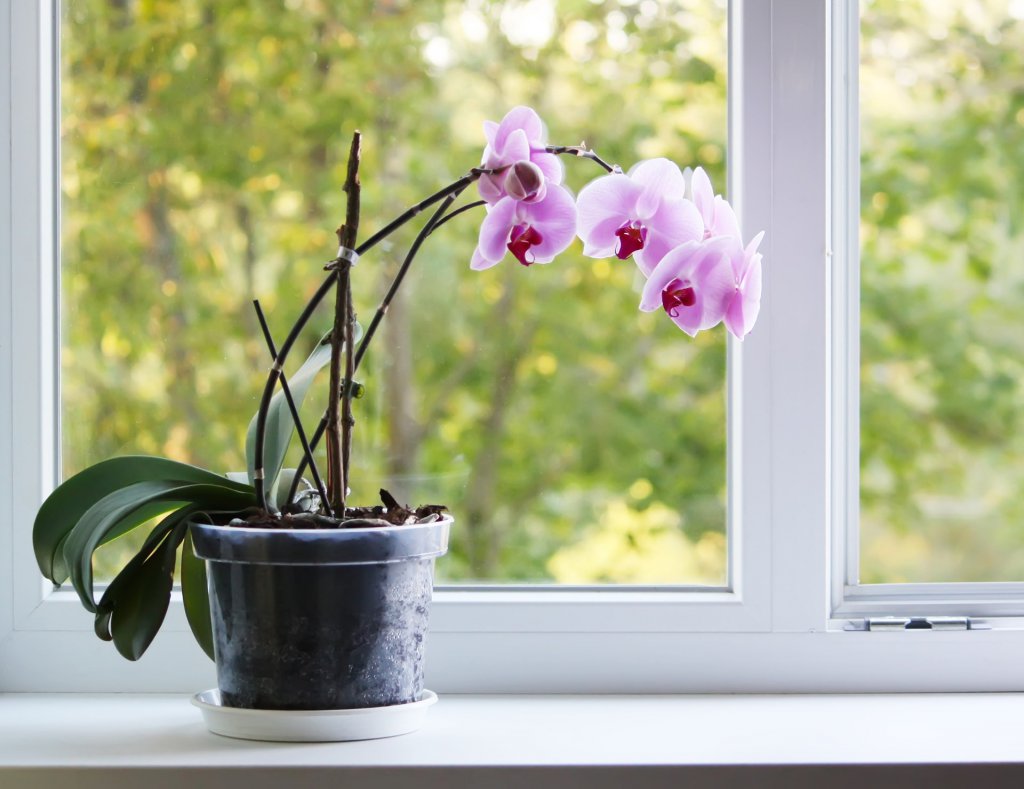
left=225, top=488, right=448, bottom=530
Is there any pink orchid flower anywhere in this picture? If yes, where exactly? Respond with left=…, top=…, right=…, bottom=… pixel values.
left=576, top=158, right=703, bottom=276
left=688, top=167, right=740, bottom=240
left=638, top=237, right=735, bottom=337
left=471, top=183, right=577, bottom=270
left=479, top=106, right=563, bottom=205
left=723, top=231, right=765, bottom=339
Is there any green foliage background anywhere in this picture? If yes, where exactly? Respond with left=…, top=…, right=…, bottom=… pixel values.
left=62, top=0, right=1024, bottom=585
left=860, top=0, right=1024, bottom=582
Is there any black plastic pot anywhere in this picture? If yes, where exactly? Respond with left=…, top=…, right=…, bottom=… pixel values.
left=190, top=517, right=450, bottom=711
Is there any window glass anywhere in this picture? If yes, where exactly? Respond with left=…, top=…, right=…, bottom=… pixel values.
left=61, top=0, right=728, bottom=584
left=860, top=0, right=1024, bottom=582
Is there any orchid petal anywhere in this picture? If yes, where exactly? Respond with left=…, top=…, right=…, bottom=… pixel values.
left=471, top=247, right=500, bottom=271
left=635, top=198, right=704, bottom=276
left=494, top=106, right=545, bottom=151
left=711, top=196, right=740, bottom=240
left=581, top=216, right=625, bottom=259
left=634, top=233, right=673, bottom=277
left=662, top=241, right=733, bottom=336
left=630, top=158, right=686, bottom=219
left=500, top=128, right=531, bottom=164
left=478, top=173, right=507, bottom=204
left=483, top=120, right=499, bottom=146
left=726, top=252, right=763, bottom=338
left=725, top=230, right=765, bottom=280
left=650, top=197, right=704, bottom=246
left=692, top=243, right=736, bottom=330
left=691, top=167, right=715, bottom=227
left=531, top=150, right=564, bottom=185
left=666, top=295, right=703, bottom=337
left=576, top=173, right=642, bottom=245
left=522, top=184, right=578, bottom=262
left=479, top=144, right=510, bottom=204
left=745, top=230, right=765, bottom=258
left=640, top=236, right=733, bottom=333
left=640, top=241, right=703, bottom=312
left=478, top=198, right=517, bottom=263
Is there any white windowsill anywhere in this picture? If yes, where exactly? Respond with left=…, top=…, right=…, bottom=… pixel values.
left=1, top=693, right=1023, bottom=788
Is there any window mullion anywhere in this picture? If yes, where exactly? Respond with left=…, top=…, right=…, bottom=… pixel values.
left=740, top=0, right=832, bottom=633
left=725, top=0, right=774, bottom=628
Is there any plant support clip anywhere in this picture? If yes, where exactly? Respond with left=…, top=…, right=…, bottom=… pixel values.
left=326, top=246, right=359, bottom=270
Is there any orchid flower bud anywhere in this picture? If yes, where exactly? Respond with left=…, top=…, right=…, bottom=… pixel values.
left=504, top=160, right=547, bottom=203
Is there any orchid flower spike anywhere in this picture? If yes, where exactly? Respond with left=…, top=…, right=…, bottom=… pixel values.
left=471, top=184, right=578, bottom=270
left=479, top=106, right=563, bottom=205
left=576, top=158, right=703, bottom=276
left=639, top=237, right=735, bottom=337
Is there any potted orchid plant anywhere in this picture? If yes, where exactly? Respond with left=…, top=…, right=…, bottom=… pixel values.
left=33, top=106, right=762, bottom=727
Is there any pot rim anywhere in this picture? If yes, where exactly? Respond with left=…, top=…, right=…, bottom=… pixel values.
left=190, top=514, right=452, bottom=566
left=191, top=512, right=453, bottom=537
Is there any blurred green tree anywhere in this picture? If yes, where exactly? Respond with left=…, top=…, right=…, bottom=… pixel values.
left=63, top=0, right=731, bottom=583
left=860, top=0, right=1024, bottom=582
left=65, top=0, right=1024, bottom=586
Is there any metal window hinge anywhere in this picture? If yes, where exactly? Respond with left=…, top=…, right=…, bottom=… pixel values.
left=845, top=616, right=976, bottom=632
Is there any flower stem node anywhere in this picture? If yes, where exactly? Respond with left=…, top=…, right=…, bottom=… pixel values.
left=342, top=379, right=365, bottom=399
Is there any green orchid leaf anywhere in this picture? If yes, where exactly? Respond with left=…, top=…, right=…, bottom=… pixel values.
left=94, top=609, right=113, bottom=643
left=245, top=335, right=332, bottom=492
left=63, top=481, right=253, bottom=613
left=34, top=456, right=254, bottom=584
left=274, top=468, right=301, bottom=510
left=245, top=324, right=363, bottom=494
left=93, top=507, right=192, bottom=642
left=181, top=527, right=215, bottom=661
left=109, top=520, right=189, bottom=661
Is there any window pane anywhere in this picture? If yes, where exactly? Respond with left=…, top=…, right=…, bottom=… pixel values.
left=61, top=0, right=728, bottom=584
left=860, top=0, right=1024, bottom=582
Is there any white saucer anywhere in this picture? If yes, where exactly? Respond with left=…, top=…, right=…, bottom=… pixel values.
left=191, top=688, right=438, bottom=742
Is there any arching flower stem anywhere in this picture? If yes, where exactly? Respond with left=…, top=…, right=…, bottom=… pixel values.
left=429, top=199, right=487, bottom=233
left=268, top=145, right=616, bottom=513
left=544, top=144, right=619, bottom=174
left=253, top=166, right=505, bottom=512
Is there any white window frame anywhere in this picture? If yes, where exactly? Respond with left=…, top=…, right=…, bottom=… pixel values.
left=828, top=0, right=1024, bottom=624
left=3, top=0, right=1024, bottom=694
